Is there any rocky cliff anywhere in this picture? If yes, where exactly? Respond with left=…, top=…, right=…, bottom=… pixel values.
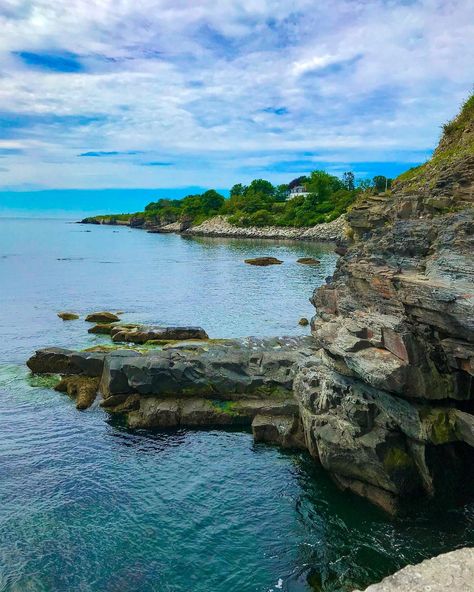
left=294, top=95, right=474, bottom=513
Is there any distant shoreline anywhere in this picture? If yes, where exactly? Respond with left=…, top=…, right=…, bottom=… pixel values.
left=80, top=214, right=346, bottom=243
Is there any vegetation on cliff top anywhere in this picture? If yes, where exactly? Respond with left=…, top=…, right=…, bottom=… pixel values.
left=84, top=170, right=394, bottom=228
left=395, top=92, right=474, bottom=192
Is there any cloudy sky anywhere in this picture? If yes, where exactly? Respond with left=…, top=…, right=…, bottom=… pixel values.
left=0, top=0, right=473, bottom=194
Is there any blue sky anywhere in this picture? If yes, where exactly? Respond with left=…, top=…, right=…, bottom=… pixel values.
left=0, top=0, right=473, bottom=206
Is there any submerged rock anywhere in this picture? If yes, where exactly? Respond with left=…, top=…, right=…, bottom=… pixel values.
left=57, top=312, right=79, bottom=320
left=244, top=257, right=283, bottom=266
left=299, top=317, right=309, bottom=326
left=85, top=311, right=120, bottom=323
left=296, top=257, right=320, bottom=265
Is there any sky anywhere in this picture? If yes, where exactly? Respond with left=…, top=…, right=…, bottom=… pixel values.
left=0, top=0, right=473, bottom=211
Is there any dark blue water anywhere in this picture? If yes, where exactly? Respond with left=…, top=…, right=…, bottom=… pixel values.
left=1, top=218, right=473, bottom=592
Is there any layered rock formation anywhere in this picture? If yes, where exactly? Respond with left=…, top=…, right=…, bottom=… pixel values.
left=27, top=337, right=313, bottom=448
left=294, top=96, right=474, bottom=512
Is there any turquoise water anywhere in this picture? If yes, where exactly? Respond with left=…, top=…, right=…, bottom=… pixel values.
left=1, top=218, right=473, bottom=592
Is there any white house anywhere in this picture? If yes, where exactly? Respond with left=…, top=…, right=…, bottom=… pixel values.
left=286, top=184, right=310, bottom=200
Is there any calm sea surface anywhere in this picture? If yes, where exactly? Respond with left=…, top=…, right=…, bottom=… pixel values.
left=1, top=218, right=473, bottom=592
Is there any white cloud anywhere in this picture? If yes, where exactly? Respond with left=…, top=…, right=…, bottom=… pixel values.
left=0, top=0, right=472, bottom=189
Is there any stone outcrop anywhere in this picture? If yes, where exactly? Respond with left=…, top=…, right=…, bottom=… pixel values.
left=27, top=337, right=314, bottom=441
left=294, top=96, right=474, bottom=513
left=353, top=547, right=474, bottom=592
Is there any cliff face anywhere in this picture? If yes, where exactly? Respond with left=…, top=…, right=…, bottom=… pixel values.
left=294, top=97, right=474, bottom=513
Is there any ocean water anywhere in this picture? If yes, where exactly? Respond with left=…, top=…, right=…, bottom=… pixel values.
left=0, top=218, right=473, bottom=592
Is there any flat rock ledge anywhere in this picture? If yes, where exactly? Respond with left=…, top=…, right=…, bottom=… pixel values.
left=353, top=547, right=474, bottom=592
left=26, top=337, right=314, bottom=448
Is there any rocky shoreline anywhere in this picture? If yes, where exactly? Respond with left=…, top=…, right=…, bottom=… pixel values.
left=27, top=334, right=314, bottom=447
left=81, top=213, right=347, bottom=243
left=55, top=98, right=474, bottom=517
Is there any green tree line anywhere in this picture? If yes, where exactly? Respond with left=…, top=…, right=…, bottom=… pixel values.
left=136, top=171, right=392, bottom=228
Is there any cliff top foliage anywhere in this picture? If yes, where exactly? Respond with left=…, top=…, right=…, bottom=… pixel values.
left=395, top=92, right=474, bottom=193
left=86, top=170, right=394, bottom=228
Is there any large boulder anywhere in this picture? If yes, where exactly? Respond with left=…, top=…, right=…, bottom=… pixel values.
left=252, top=414, right=306, bottom=449
left=85, top=311, right=120, bottom=323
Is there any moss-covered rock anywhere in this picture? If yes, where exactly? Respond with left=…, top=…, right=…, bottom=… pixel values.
left=54, top=375, right=100, bottom=410
left=244, top=257, right=283, bottom=266
left=57, top=312, right=79, bottom=320
left=296, top=257, right=320, bottom=265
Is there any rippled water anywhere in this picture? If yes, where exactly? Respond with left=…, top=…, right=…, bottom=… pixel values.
left=1, top=218, right=473, bottom=592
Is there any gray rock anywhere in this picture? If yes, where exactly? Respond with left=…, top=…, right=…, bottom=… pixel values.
left=100, top=342, right=312, bottom=399
left=353, top=547, right=474, bottom=591
left=252, top=414, right=306, bottom=448
left=125, top=396, right=298, bottom=429
left=27, top=348, right=105, bottom=375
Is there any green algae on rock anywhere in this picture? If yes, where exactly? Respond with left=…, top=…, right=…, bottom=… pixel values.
left=296, top=257, right=320, bottom=265
left=57, top=312, right=79, bottom=320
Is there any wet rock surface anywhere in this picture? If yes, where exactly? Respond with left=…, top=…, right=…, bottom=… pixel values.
left=27, top=337, right=315, bottom=442
left=55, top=375, right=100, bottom=410
left=244, top=257, right=283, bottom=266
left=85, top=311, right=120, bottom=323
left=353, top=547, right=474, bottom=592
left=57, top=312, right=79, bottom=321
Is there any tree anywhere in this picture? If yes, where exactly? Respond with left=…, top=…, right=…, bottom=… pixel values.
left=230, top=183, right=246, bottom=197
left=342, top=171, right=355, bottom=191
left=306, top=170, right=343, bottom=200
left=247, top=179, right=275, bottom=197
left=372, top=176, right=392, bottom=193
left=200, top=190, right=225, bottom=213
